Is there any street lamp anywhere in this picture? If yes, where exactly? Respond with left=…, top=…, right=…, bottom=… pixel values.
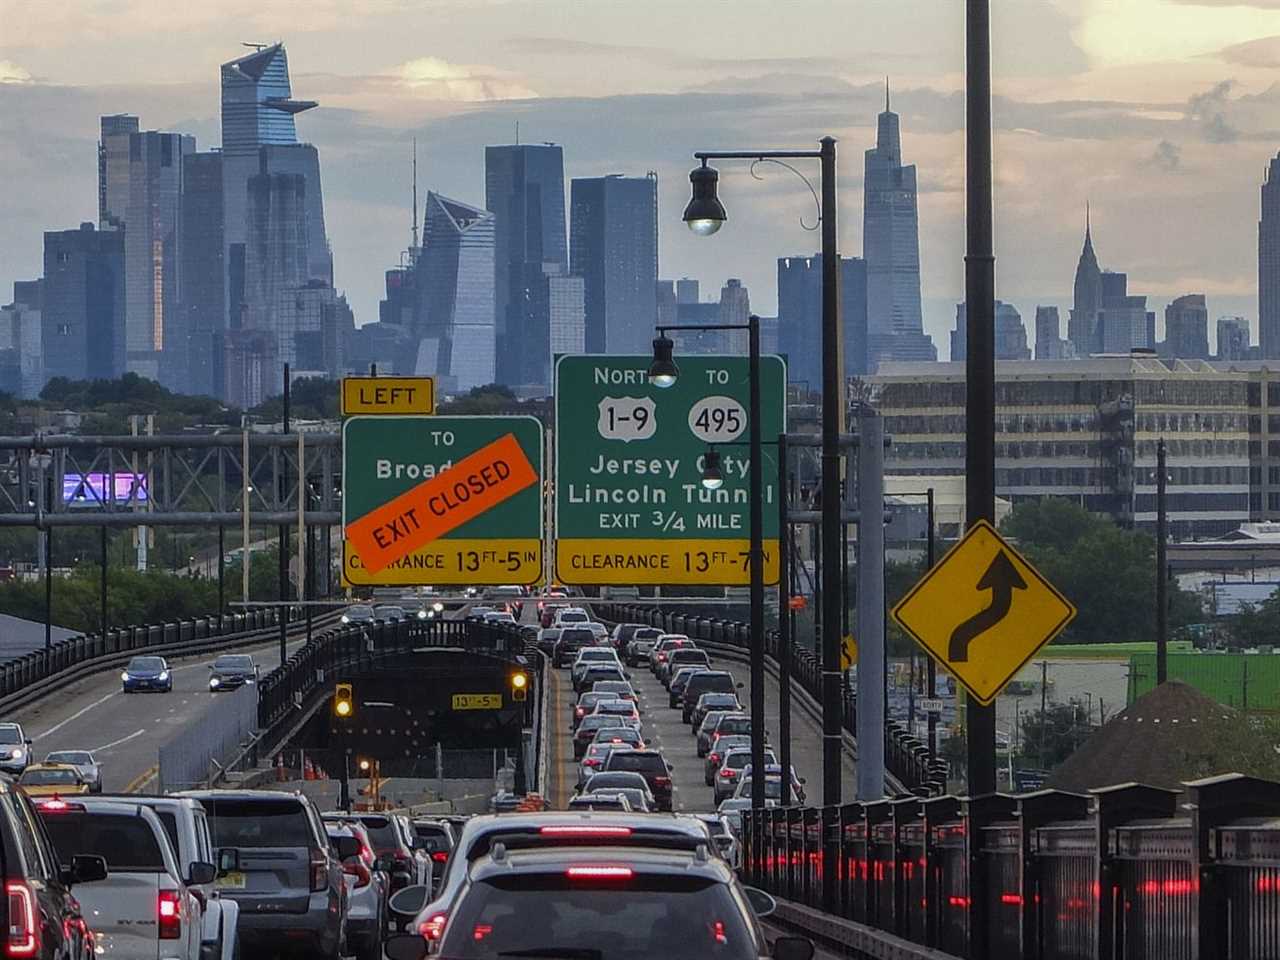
left=650, top=317, right=764, bottom=810
left=683, top=139, right=844, bottom=825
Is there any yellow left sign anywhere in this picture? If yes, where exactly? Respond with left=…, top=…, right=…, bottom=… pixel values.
left=452, top=693, right=502, bottom=710
left=341, top=377, right=435, bottom=416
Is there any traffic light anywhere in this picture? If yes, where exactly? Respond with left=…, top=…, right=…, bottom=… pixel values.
left=333, top=682, right=354, bottom=718
left=510, top=672, right=528, bottom=702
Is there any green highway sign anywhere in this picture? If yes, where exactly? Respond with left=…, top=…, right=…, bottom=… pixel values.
left=342, top=415, right=544, bottom=586
left=554, top=354, right=785, bottom=586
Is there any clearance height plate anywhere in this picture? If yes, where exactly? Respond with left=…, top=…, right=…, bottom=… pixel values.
left=554, top=354, right=785, bottom=586
left=341, top=415, right=543, bottom=586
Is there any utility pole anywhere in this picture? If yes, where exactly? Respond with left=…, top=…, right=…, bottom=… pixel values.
left=1156, top=438, right=1168, bottom=684
left=279, top=365, right=290, bottom=666
left=855, top=408, right=885, bottom=801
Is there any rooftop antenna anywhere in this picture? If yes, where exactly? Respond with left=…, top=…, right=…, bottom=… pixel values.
left=241, top=41, right=268, bottom=50
left=515, top=120, right=520, bottom=145
left=411, top=138, right=420, bottom=257
left=885, top=76, right=890, bottom=112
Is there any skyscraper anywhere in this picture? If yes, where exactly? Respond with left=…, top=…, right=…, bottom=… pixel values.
left=718, top=279, right=750, bottom=354
left=863, top=81, right=935, bottom=367
left=1217, top=316, right=1253, bottom=361
left=0, top=281, right=43, bottom=398
left=42, top=223, right=125, bottom=383
left=777, top=254, right=868, bottom=386
left=124, top=130, right=195, bottom=385
left=180, top=152, right=225, bottom=398
left=547, top=275, right=586, bottom=360
left=485, top=143, right=567, bottom=386
left=951, top=300, right=1030, bottom=361
left=1067, top=216, right=1154, bottom=356
left=1033, top=306, right=1072, bottom=360
left=569, top=173, right=658, bottom=355
left=1068, top=211, right=1103, bottom=356
left=1260, top=153, right=1280, bottom=359
left=98, top=114, right=137, bottom=229
left=417, top=192, right=497, bottom=392
left=1162, top=294, right=1210, bottom=359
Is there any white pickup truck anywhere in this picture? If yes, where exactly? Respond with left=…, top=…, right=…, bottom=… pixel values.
left=36, top=798, right=207, bottom=960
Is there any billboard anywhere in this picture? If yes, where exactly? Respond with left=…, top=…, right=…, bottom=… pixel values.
left=62, top=472, right=149, bottom=507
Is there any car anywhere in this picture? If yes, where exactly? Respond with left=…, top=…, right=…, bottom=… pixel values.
left=591, top=725, right=645, bottom=750
left=38, top=797, right=205, bottom=960
left=584, top=622, right=610, bottom=642
left=0, top=722, right=33, bottom=775
left=176, top=790, right=346, bottom=960
left=534, top=627, right=561, bottom=655
left=18, top=763, right=90, bottom=797
left=326, top=813, right=432, bottom=891
left=466, top=604, right=496, bottom=618
left=208, top=654, right=258, bottom=693
left=714, top=747, right=779, bottom=803
left=552, top=607, right=590, bottom=627
left=565, top=793, right=632, bottom=812
left=738, top=764, right=806, bottom=804
left=44, top=751, right=103, bottom=793
left=693, top=813, right=741, bottom=868
left=590, top=698, right=641, bottom=728
left=691, top=691, right=742, bottom=731
left=570, top=647, right=621, bottom=687
left=341, top=604, right=376, bottom=625
left=602, top=749, right=673, bottom=811
left=576, top=771, right=656, bottom=809
left=705, top=735, right=752, bottom=785
left=408, top=819, right=457, bottom=887
left=552, top=628, right=595, bottom=667
left=484, top=586, right=526, bottom=618
left=668, top=665, right=709, bottom=707
left=703, top=712, right=758, bottom=758
left=572, top=691, right=613, bottom=730
left=660, top=647, right=711, bottom=686
left=625, top=626, right=664, bottom=666
left=106, top=794, right=242, bottom=960
left=574, top=662, right=627, bottom=695
left=481, top=610, right=517, bottom=625
left=609, top=622, right=648, bottom=654
left=414, top=599, right=446, bottom=621
left=383, top=845, right=812, bottom=960
left=576, top=742, right=631, bottom=786
left=589, top=679, right=637, bottom=702
left=717, top=797, right=762, bottom=835
left=649, top=634, right=693, bottom=672
left=325, top=821, right=387, bottom=960
left=682, top=670, right=742, bottom=723
left=595, top=786, right=652, bottom=812
left=572, top=715, right=627, bottom=758
left=695, top=710, right=737, bottom=758
left=120, top=655, right=173, bottom=693
left=374, top=604, right=406, bottom=621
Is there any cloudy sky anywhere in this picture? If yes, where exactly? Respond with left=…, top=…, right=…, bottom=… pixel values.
left=3, top=0, right=1280, bottom=352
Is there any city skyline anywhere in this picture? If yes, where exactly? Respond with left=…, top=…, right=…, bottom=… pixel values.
left=4, top=0, right=1279, bottom=355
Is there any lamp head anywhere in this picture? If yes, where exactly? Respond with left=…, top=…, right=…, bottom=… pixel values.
left=701, top=450, right=724, bottom=490
left=648, top=335, right=679, bottom=388
left=683, top=163, right=726, bottom=236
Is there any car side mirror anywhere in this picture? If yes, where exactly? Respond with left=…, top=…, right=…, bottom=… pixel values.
left=23, top=738, right=31, bottom=746
left=384, top=934, right=429, bottom=960
left=216, top=848, right=240, bottom=874
left=333, top=835, right=361, bottom=861
left=743, top=885, right=777, bottom=917
left=666, top=762, right=674, bottom=773
left=387, top=885, right=433, bottom=921
left=188, top=861, right=217, bottom=885
left=772, top=937, right=814, bottom=960
left=798, top=777, right=807, bottom=784
left=67, top=854, right=108, bottom=885
left=207, top=664, right=214, bottom=671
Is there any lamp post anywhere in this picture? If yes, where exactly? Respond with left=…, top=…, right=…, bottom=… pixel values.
left=649, top=316, right=764, bottom=808
left=681, top=140, right=845, bottom=813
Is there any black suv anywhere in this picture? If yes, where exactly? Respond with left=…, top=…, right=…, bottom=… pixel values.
left=0, top=775, right=104, bottom=960
left=552, top=628, right=595, bottom=667
left=603, top=749, right=674, bottom=811
left=681, top=670, right=740, bottom=723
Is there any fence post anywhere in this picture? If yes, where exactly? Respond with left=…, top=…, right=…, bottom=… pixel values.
left=1016, top=790, right=1090, bottom=960
left=964, top=793, right=1017, bottom=960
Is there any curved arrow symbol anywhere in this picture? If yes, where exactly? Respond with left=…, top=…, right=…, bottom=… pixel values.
left=948, top=550, right=1027, bottom=662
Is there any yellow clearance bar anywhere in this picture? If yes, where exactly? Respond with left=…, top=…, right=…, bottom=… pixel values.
left=342, top=539, right=542, bottom=587
left=340, top=377, right=435, bottom=416
left=555, top=538, right=780, bottom=586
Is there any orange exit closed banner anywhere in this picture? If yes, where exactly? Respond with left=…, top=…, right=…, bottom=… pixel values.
left=345, top=433, right=538, bottom=574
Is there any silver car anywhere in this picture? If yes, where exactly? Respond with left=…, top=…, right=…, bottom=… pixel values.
left=0, top=722, right=32, bottom=775
left=44, top=750, right=102, bottom=793
left=325, top=821, right=387, bottom=960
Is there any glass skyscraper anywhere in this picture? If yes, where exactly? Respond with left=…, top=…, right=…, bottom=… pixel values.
left=569, top=174, right=658, bottom=355
left=42, top=223, right=125, bottom=383
left=418, top=192, right=496, bottom=392
left=98, top=114, right=137, bottom=229
left=1260, top=153, right=1280, bottom=359
left=180, top=152, right=225, bottom=399
left=777, top=254, right=869, bottom=386
left=485, top=143, right=567, bottom=386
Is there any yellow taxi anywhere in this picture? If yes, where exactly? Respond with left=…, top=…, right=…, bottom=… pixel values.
left=17, top=762, right=91, bottom=797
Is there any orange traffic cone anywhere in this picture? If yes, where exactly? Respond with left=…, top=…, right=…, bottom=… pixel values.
left=276, top=755, right=286, bottom=782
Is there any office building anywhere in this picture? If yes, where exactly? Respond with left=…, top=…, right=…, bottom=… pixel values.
left=180, top=151, right=225, bottom=398
left=777, top=254, right=869, bottom=387
left=1261, top=154, right=1280, bottom=359
left=41, top=223, right=125, bottom=384
left=1034, top=306, right=1073, bottom=360
left=870, top=356, right=1251, bottom=538
left=272, top=284, right=352, bottom=377
left=664, top=279, right=755, bottom=356
left=485, top=143, right=567, bottom=386
left=1068, top=213, right=1103, bottom=355
left=416, top=192, right=497, bottom=392
left=1162, top=294, right=1210, bottom=360
left=98, top=114, right=138, bottom=229
left=676, top=278, right=699, bottom=305
left=0, top=281, right=43, bottom=398
left=1067, top=215, right=1155, bottom=356
left=570, top=174, right=658, bottom=355
left=656, top=280, right=677, bottom=327
left=950, top=300, right=1030, bottom=362
left=1217, top=316, right=1253, bottom=361
left=863, top=83, right=935, bottom=366
left=547, top=274, right=586, bottom=360
left=242, top=169, right=308, bottom=339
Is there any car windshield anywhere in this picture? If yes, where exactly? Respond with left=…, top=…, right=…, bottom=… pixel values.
left=127, top=657, right=165, bottom=671
left=214, top=656, right=253, bottom=671
left=352, top=816, right=402, bottom=852
left=577, top=650, right=615, bottom=662
left=740, top=778, right=784, bottom=800
left=725, top=752, right=774, bottom=770
left=607, top=753, right=666, bottom=775
left=375, top=606, right=405, bottom=617
left=568, top=797, right=627, bottom=811
left=46, top=752, right=92, bottom=765
left=559, top=612, right=588, bottom=622
left=702, top=695, right=738, bottom=708
left=595, top=729, right=640, bottom=745
left=560, top=631, right=594, bottom=644
left=20, top=768, right=79, bottom=785
left=596, top=702, right=634, bottom=715
left=580, top=717, right=624, bottom=733
left=202, top=798, right=314, bottom=848
left=0, top=727, right=22, bottom=744
left=441, top=873, right=755, bottom=959
left=42, top=812, right=166, bottom=872
left=635, top=629, right=662, bottom=640
left=717, top=717, right=751, bottom=736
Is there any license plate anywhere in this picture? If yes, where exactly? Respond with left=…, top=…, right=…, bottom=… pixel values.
left=216, top=871, right=246, bottom=889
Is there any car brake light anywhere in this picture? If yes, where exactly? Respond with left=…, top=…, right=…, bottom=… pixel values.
left=566, top=866, right=633, bottom=879
left=431, top=851, right=449, bottom=863
left=657, top=654, right=667, bottom=662
left=6, top=881, right=38, bottom=957
left=655, top=777, right=672, bottom=788
left=342, top=859, right=372, bottom=889
left=473, top=924, right=493, bottom=942
left=721, top=769, right=737, bottom=779
left=575, top=707, right=585, bottom=717
left=540, top=826, right=633, bottom=837
left=708, top=753, right=720, bottom=765
left=158, top=889, right=182, bottom=940
left=583, top=758, right=602, bottom=768
left=310, top=854, right=328, bottom=892
left=35, top=798, right=83, bottom=812
left=420, top=913, right=448, bottom=941
left=712, top=921, right=728, bottom=945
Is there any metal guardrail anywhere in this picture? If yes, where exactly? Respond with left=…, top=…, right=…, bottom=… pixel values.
left=593, top=603, right=944, bottom=795
left=739, top=773, right=1280, bottom=960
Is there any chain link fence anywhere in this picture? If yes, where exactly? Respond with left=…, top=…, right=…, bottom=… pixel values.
left=157, top=684, right=258, bottom=793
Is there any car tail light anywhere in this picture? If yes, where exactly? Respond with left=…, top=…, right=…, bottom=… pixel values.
left=708, top=753, right=721, bottom=766
left=431, top=851, right=449, bottom=863
left=34, top=798, right=83, bottom=812
left=419, top=913, right=448, bottom=941
left=575, top=707, right=585, bottom=717
left=6, top=881, right=38, bottom=957
left=310, top=854, right=328, bottom=892
left=393, top=852, right=414, bottom=874
left=654, top=776, right=672, bottom=789
left=657, top=654, right=667, bottom=662
left=582, top=758, right=602, bottom=768
left=566, top=866, right=633, bottom=880
left=343, top=859, right=372, bottom=889
left=720, top=769, right=737, bottom=779
left=158, top=889, right=182, bottom=940
left=540, top=826, right=632, bottom=837
left=472, top=924, right=493, bottom=942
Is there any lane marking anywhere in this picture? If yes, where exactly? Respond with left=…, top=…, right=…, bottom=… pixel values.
left=34, top=692, right=118, bottom=741
left=124, top=764, right=159, bottom=794
left=92, top=729, right=147, bottom=753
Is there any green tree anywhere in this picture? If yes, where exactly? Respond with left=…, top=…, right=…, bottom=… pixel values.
left=1016, top=703, right=1093, bottom=768
left=1228, top=590, right=1280, bottom=649
left=251, top=376, right=340, bottom=422
left=1181, top=714, right=1280, bottom=780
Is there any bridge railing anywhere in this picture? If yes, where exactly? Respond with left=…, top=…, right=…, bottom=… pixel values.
left=740, top=773, right=1280, bottom=960
left=593, top=602, right=945, bottom=795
